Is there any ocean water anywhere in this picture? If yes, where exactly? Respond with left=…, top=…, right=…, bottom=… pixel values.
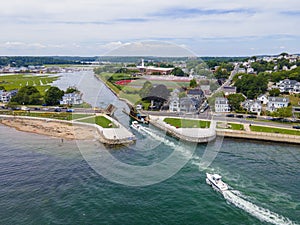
left=0, top=124, right=299, bottom=225
left=0, top=71, right=299, bottom=224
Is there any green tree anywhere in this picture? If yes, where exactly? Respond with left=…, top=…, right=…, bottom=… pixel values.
left=171, top=67, right=185, bottom=76
left=44, top=86, right=64, bottom=106
left=11, top=86, right=42, bottom=105
left=66, top=87, right=79, bottom=94
left=227, top=94, right=246, bottom=111
left=214, top=67, right=229, bottom=79
left=269, top=89, right=280, bottom=97
left=272, top=107, right=292, bottom=118
left=235, top=74, right=268, bottom=99
left=189, top=79, right=197, bottom=88
left=139, top=81, right=153, bottom=99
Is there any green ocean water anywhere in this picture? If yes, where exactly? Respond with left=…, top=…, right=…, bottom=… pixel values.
left=0, top=125, right=299, bottom=225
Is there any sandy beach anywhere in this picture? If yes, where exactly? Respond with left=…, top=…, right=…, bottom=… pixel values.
left=0, top=117, right=98, bottom=140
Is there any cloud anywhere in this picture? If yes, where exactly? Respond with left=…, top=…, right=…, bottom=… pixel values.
left=0, top=0, right=299, bottom=55
left=150, top=7, right=256, bottom=19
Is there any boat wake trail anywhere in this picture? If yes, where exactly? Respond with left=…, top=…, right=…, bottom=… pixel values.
left=140, top=126, right=194, bottom=158
left=223, top=190, right=297, bottom=225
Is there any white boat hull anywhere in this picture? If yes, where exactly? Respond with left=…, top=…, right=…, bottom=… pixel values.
left=206, top=173, right=228, bottom=193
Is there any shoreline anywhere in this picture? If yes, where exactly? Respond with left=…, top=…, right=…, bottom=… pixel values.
left=0, top=115, right=135, bottom=145
left=93, top=72, right=300, bottom=145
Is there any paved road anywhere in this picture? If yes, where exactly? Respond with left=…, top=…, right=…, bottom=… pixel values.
left=144, top=110, right=298, bottom=129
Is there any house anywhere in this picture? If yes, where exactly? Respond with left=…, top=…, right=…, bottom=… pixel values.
left=0, top=90, right=17, bottom=103
left=293, top=82, right=300, bottom=94
left=179, top=97, right=199, bottom=113
left=60, top=93, right=83, bottom=105
left=267, top=97, right=289, bottom=112
left=238, top=68, right=246, bottom=73
left=242, top=100, right=262, bottom=114
left=215, top=97, right=230, bottom=113
left=257, top=94, right=269, bottom=105
left=169, top=96, right=180, bottom=112
left=222, top=86, right=237, bottom=96
left=0, top=91, right=12, bottom=103
left=169, top=89, right=180, bottom=112
left=187, top=88, right=205, bottom=101
left=276, top=79, right=298, bottom=93
left=247, top=68, right=255, bottom=74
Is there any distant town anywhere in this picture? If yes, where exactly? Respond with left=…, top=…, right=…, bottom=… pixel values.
left=1, top=53, right=300, bottom=123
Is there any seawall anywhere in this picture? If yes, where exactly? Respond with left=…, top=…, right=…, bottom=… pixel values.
left=217, top=129, right=300, bottom=144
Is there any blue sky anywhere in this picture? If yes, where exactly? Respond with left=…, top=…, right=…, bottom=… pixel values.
left=0, top=0, right=299, bottom=56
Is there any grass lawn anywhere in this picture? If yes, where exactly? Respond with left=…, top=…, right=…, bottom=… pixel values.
left=0, top=110, right=90, bottom=121
left=217, top=122, right=244, bottom=130
left=250, top=125, right=300, bottom=136
left=229, top=123, right=244, bottom=130
left=164, top=118, right=211, bottom=128
left=285, top=95, right=300, bottom=106
left=78, top=116, right=117, bottom=128
left=0, top=74, right=59, bottom=94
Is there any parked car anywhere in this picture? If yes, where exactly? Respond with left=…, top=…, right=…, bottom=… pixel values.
left=54, top=108, right=62, bottom=112
left=226, top=114, right=235, bottom=117
left=246, top=115, right=257, bottom=119
left=270, top=117, right=283, bottom=121
left=292, top=125, right=300, bottom=129
left=280, top=118, right=292, bottom=123
left=236, top=115, right=244, bottom=118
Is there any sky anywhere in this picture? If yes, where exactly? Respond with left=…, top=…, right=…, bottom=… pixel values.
left=1, top=0, right=300, bottom=56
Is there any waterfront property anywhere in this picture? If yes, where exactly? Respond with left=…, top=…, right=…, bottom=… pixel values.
left=276, top=79, right=300, bottom=93
left=60, top=93, right=83, bottom=105
left=242, top=100, right=262, bottom=114
left=267, top=97, right=289, bottom=112
left=215, top=97, right=230, bottom=113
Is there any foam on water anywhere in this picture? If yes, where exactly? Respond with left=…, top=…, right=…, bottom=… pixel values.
left=223, top=190, right=297, bottom=225
left=139, top=126, right=193, bottom=158
left=135, top=126, right=298, bottom=225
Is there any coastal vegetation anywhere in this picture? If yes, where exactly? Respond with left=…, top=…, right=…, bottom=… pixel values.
left=250, top=125, right=300, bottom=136
left=234, top=73, right=268, bottom=99
left=0, top=110, right=89, bottom=121
left=164, top=118, right=211, bottom=128
left=11, top=86, right=42, bottom=105
left=78, top=116, right=117, bottom=128
left=0, top=74, right=59, bottom=93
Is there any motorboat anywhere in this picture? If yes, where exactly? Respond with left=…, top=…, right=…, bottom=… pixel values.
left=130, top=121, right=142, bottom=131
left=206, top=173, right=228, bottom=192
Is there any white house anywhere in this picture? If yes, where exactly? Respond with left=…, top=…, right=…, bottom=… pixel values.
left=215, top=97, right=230, bottom=113
left=242, top=100, right=262, bottom=114
left=276, top=79, right=298, bottom=93
left=293, top=82, right=300, bottom=94
left=247, top=68, right=255, bottom=74
left=60, top=93, right=83, bottom=105
left=169, top=89, right=180, bottom=112
left=257, top=94, right=269, bottom=105
left=267, top=97, right=289, bottom=112
left=169, top=96, right=180, bottom=112
left=0, top=91, right=12, bottom=103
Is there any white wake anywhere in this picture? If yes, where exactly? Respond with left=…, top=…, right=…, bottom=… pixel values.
left=223, top=190, right=297, bottom=225
left=137, top=126, right=194, bottom=158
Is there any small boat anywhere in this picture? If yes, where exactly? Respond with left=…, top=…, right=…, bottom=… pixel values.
left=130, top=121, right=142, bottom=131
left=206, top=173, right=228, bottom=192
